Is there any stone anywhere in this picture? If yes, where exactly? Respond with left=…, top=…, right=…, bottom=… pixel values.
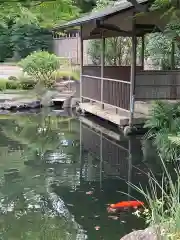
left=120, top=226, right=162, bottom=240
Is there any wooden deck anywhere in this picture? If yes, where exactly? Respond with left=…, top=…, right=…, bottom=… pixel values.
left=79, top=101, right=150, bottom=126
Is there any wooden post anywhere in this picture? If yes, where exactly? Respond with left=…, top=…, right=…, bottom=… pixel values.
left=100, top=132, right=103, bottom=189
left=128, top=138, right=132, bottom=201
left=171, top=41, right=175, bottom=70
left=141, top=35, right=145, bottom=70
left=171, top=41, right=177, bottom=99
left=101, top=33, right=105, bottom=109
left=80, top=120, right=83, bottom=182
left=80, top=25, right=84, bottom=103
left=129, top=16, right=137, bottom=128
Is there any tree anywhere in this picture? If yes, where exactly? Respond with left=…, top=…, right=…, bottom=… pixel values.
left=0, top=22, right=13, bottom=62
left=145, top=33, right=180, bottom=69
left=32, top=0, right=80, bottom=28
left=0, top=0, right=81, bottom=62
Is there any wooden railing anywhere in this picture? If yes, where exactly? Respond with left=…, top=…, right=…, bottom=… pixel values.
left=82, top=75, right=131, bottom=111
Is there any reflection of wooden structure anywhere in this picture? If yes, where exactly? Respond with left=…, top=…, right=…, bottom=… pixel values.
left=54, top=1, right=179, bottom=129
left=79, top=116, right=143, bottom=193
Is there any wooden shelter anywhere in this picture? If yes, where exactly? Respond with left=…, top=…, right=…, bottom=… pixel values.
left=53, top=0, right=178, bottom=130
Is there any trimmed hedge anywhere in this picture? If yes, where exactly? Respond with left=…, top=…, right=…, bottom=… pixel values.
left=0, top=69, right=80, bottom=91
left=0, top=78, right=36, bottom=91
left=52, top=70, right=80, bottom=82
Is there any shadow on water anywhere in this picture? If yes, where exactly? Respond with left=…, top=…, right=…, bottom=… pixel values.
left=0, top=109, right=162, bottom=240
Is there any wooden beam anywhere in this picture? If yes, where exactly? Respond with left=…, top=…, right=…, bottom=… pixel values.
left=96, top=20, right=133, bottom=35
left=141, top=35, right=145, bottom=70
left=101, top=33, right=105, bottom=109
left=80, top=25, right=83, bottom=103
left=127, top=0, right=154, bottom=12
left=171, top=41, right=175, bottom=70
left=129, top=15, right=137, bottom=128
left=127, top=0, right=148, bottom=12
left=136, top=24, right=161, bottom=33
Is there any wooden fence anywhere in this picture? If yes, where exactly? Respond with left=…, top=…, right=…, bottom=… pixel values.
left=82, top=75, right=131, bottom=110
left=135, top=70, right=180, bottom=100
left=81, top=65, right=143, bottom=111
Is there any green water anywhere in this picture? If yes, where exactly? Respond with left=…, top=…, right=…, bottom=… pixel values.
left=0, top=110, right=159, bottom=240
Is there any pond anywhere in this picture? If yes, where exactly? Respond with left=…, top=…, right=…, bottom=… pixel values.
left=0, top=109, right=160, bottom=240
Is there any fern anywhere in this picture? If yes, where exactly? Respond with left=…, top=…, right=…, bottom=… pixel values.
left=144, top=101, right=180, bottom=162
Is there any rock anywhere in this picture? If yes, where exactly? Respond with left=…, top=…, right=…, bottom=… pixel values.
left=120, top=226, right=162, bottom=240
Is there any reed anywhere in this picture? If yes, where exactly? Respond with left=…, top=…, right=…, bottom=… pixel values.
left=128, top=156, right=180, bottom=239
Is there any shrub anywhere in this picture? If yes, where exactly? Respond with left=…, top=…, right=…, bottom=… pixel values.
left=144, top=101, right=180, bottom=162
left=0, top=78, right=36, bottom=91
left=20, top=79, right=36, bottom=90
left=0, top=79, right=7, bottom=91
left=52, top=70, right=80, bottom=82
left=6, top=80, right=20, bottom=89
left=8, top=76, right=18, bottom=81
left=19, top=51, right=60, bottom=88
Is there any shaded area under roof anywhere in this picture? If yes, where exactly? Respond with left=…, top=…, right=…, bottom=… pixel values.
left=53, top=0, right=148, bottom=30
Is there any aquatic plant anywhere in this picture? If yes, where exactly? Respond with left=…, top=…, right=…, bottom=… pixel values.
left=144, top=101, right=180, bottom=162
left=129, top=156, right=180, bottom=239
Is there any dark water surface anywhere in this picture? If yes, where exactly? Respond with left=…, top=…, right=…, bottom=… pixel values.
left=0, top=109, right=160, bottom=240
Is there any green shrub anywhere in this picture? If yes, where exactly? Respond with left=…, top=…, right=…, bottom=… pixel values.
left=144, top=101, right=180, bottom=162
left=0, top=78, right=36, bottom=91
left=8, top=76, right=18, bottom=81
left=0, top=79, right=7, bottom=91
left=52, top=70, right=80, bottom=82
left=19, top=51, right=60, bottom=88
left=20, top=79, right=36, bottom=90
left=6, top=80, right=20, bottom=89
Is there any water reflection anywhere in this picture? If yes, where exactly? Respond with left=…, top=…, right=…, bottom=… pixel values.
left=0, top=111, right=158, bottom=240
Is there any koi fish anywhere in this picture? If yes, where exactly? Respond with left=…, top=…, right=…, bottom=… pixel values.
left=107, top=201, right=144, bottom=213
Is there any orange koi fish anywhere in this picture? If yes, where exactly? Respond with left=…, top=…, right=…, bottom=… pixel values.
left=110, top=201, right=144, bottom=209
left=107, top=201, right=144, bottom=213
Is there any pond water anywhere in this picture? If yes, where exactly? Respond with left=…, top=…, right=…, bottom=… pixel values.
left=0, top=109, right=160, bottom=240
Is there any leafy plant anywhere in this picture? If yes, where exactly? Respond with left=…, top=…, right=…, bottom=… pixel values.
left=144, top=101, right=180, bottom=161
left=8, top=76, right=18, bottom=81
left=19, top=51, right=60, bottom=88
left=52, top=69, right=80, bottom=81
left=129, top=156, right=180, bottom=239
left=6, top=79, right=20, bottom=89
left=0, top=79, right=7, bottom=91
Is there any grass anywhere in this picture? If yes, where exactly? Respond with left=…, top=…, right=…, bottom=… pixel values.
left=128, top=156, right=180, bottom=239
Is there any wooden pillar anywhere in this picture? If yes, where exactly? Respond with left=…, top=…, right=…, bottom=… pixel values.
left=100, top=132, right=103, bottom=189
left=141, top=35, right=145, bottom=70
left=170, top=41, right=177, bottom=99
left=129, top=16, right=137, bottom=128
left=171, top=41, right=175, bottom=70
left=80, top=25, right=84, bottom=103
left=128, top=138, right=132, bottom=201
left=80, top=120, right=83, bottom=182
left=101, top=33, right=105, bottom=109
